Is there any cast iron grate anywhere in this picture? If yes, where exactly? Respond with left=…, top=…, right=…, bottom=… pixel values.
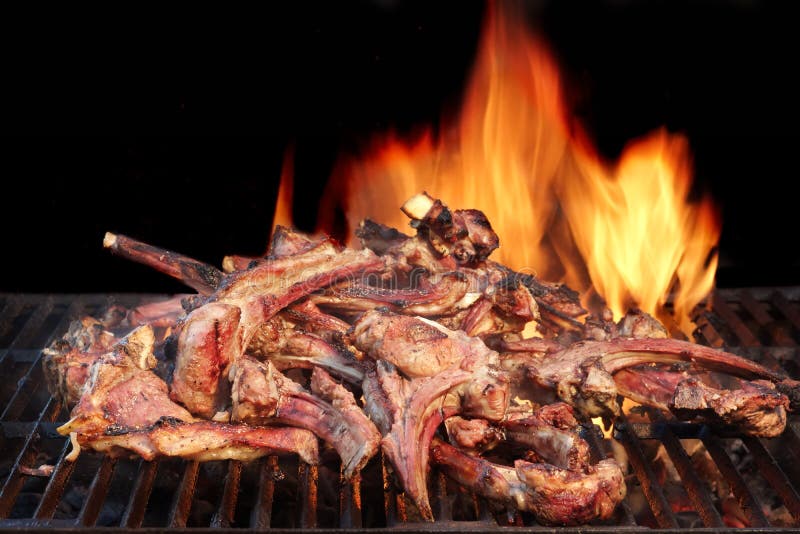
left=0, top=290, right=799, bottom=531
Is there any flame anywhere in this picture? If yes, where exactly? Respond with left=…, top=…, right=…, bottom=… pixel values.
left=271, top=146, right=295, bottom=236
left=303, top=3, right=720, bottom=329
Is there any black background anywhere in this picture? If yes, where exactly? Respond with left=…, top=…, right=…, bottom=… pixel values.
left=1, top=1, right=798, bottom=293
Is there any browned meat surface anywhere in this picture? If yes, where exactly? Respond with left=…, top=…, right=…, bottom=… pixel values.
left=170, top=302, right=242, bottom=418
left=147, top=420, right=319, bottom=463
left=59, top=325, right=193, bottom=437
left=514, top=458, right=626, bottom=525
left=43, top=307, right=130, bottom=407
left=222, top=226, right=337, bottom=272
left=273, top=332, right=366, bottom=384
left=617, top=308, right=668, bottom=339
left=352, top=309, right=509, bottom=520
left=401, top=192, right=500, bottom=265
left=42, top=191, right=800, bottom=526
left=430, top=438, right=625, bottom=526
left=355, top=218, right=411, bottom=255
left=69, top=419, right=319, bottom=465
left=510, top=270, right=586, bottom=334
left=230, top=356, right=379, bottom=478
left=44, top=321, right=154, bottom=408
left=350, top=310, right=466, bottom=378
left=127, top=295, right=189, bottom=328
left=501, top=403, right=591, bottom=471
left=528, top=337, right=796, bottom=419
left=267, top=225, right=334, bottom=259
left=311, top=272, right=473, bottom=316
left=444, top=416, right=502, bottom=454
left=284, top=299, right=351, bottom=336
left=612, top=365, right=689, bottom=410
left=170, top=246, right=384, bottom=416
left=356, top=205, right=570, bottom=337
left=670, top=378, right=788, bottom=437
left=59, top=335, right=318, bottom=464
left=243, top=315, right=364, bottom=383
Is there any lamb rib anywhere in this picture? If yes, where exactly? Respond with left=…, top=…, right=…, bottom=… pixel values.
left=170, top=245, right=384, bottom=417
left=58, top=326, right=318, bottom=464
left=103, top=232, right=223, bottom=295
left=310, top=272, right=474, bottom=316
left=527, top=337, right=799, bottom=418
left=430, top=438, right=626, bottom=526
left=500, top=402, right=591, bottom=471
left=230, top=356, right=380, bottom=478
left=351, top=309, right=509, bottom=520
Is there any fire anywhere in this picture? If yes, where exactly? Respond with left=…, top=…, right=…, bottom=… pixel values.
left=271, top=146, right=295, bottom=235
left=280, top=3, right=720, bottom=330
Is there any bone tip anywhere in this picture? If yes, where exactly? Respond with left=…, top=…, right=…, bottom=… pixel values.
left=221, top=256, right=235, bottom=273
left=401, top=192, right=435, bottom=220
left=103, top=232, right=117, bottom=248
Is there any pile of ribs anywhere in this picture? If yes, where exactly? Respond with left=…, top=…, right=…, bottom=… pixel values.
left=43, top=192, right=800, bottom=525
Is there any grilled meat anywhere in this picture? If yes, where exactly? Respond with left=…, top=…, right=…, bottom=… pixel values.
left=527, top=337, right=796, bottom=419
left=58, top=330, right=318, bottom=464
left=170, top=245, right=383, bottom=417
left=41, top=191, right=800, bottom=526
left=104, top=232, right=223, bottom=295
left=670, top=377, right=788, bottom=437
left=230, top=356, right=379, bottom=478
left=500, top=403, right=591, bottom=471
left=311, top=272, right=475, bottom=317
left=351, top=309, right=509, bottom=520
left=444, top=416, right=502, bottom=454
left=401, top=192, right=500, bottom=265
left=431, top=438, right=625, bottom=525
left=44, top=321, right=153, bottom=407
left=350, top=310, right=468, bottom=378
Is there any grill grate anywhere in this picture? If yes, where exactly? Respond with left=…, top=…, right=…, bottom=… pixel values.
left=0, top=290, right=799, bottom=531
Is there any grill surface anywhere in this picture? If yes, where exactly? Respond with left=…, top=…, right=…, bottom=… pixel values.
left=1, top=290, right=800, bottom=532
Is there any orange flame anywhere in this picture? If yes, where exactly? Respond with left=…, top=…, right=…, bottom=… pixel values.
left=284, top=3, right=720, bottom=330
left=271, top=145, right=295, bottom=237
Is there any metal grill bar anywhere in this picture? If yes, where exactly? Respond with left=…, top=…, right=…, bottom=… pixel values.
left=167, top=461, right=199, bottom=527
left=210, top=460, right=241, bottom=528
left=0, top=296, right=88, bottom=518
left=614, top=419, right=679, bottom=528
left=660, top=428, right=725, bottom=527
left=121, top=460, right=158, bottom=528
left=701, top=434, right=769, bottom=527
left=0, top=291, right=799, bottom=530
left=250, top=455, right=278, bottom=528
left=743, top=436, right=800, bottom=523
left=0, top=297, right=24, bottom=345
left=33, top=438, right=77, bottom=520
left=771, top=292, right=800, bottom=332
left=712, top=293, right=762, bottom=347
left=76, top=456, right=117, bottom=526
left=433, top=471, right=451, bottom=521
left=297, top=462, right=318, bottom=528
left=339, top=469, right=362, bottom=528
left=1, top=298, right=85, bottom=422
